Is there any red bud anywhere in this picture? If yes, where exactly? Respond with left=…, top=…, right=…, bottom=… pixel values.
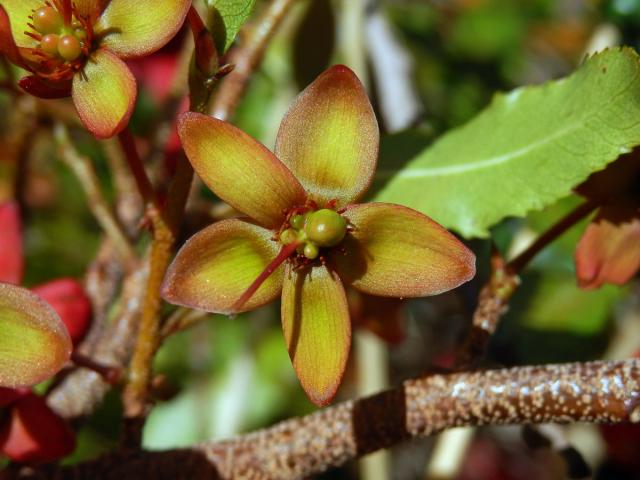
left=0, top=202, right=23, bottom=285
left=32, top=279, right=92, bottom=345
left=0, top=393, right=75, bottom=463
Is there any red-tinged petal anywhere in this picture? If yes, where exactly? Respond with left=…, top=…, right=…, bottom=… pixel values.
left=332, top=203, right=476, bottom=297
left=73, top=0, right=108, bottom=18
left=348, top=289, right=406, bottom=345
left=0, top=283, right=71, bottom=388
left=0, top=6, right=26, bottom=66
left=0, top=202, right=23, bottom=285
left=19, top=75, right=71, bottom=99
left=575, top=201, right=640, bottom=289
left=162, top=219, right=283, bottom=314
left=275, top=65, right=379, bottom=206
left=178, top=112, right=307, bottom=229
left=0, top=393, right=75, bottom=463
left=281, top=264, right=351, bottom=406
left=0, top=1, right=40, bottom=49
left=32, top=279, right=92, bottom=345
left=72, top=49, right=136, bottom=139
left=94, top=0, right=190, bottom=58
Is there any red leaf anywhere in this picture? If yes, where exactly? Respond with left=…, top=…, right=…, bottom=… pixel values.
left=0, top=202, right=23, bottom=284
left=32, top=279, right=92, bottom=345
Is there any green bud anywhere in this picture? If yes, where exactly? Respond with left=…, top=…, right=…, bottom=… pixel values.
left=279, top=228, right=297, bottom=245
left=290, top=214, right=305, bottom=230
left=303, top=242, right=319, bottom=260
left=304, top=209, right=347, bottom=247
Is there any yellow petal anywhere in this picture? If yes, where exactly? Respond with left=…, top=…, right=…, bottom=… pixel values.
left=0, top=283, right=71, bottom=388
left=178, top=112, right=307, bottom=229
left=95, top=0, right=190, bottom=58
left=333, top=203, right=476, bottom=297
left=275, top=65, right=379, bottom=206
left=72, top=48, right=136, bottom=138
left=162, top=219, right=282, bottom=314
left=281, top=264, right=351, bottom=406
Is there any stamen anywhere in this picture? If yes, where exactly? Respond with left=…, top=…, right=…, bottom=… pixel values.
left=25, top=31, right=42, bottom=41
left=231, top=241, right=300, bottom=311
left=60, top=0, right=72, bottom=24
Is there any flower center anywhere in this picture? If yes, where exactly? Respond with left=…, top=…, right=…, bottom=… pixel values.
left=26, top=2, right=94, bottom=80
left=232, top=203, right=349, bottom=311
left=279, top=207, right=347, bottom=260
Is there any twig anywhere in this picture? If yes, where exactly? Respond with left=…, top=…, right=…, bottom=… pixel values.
left=456, top=246, right=519, bottom=367
left=209, top=0, right=297, bottom=121
left=48, top=254, right=149, bottom=418
left=117, top=128, right=158, bottom=208
left=507, top=199, right=598, bottom=274
left=16, top=359, right=640, bottom=479
left=54, top=123, right=137, bottom=266
left=456, top=199, right=599, bottom=367
left=160, top=307, right=209, bottom=340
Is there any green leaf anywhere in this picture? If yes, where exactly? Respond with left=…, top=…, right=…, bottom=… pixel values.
left=0, top=283, right=71, bottom=388
left=207, top=0, right=257, bottom=53
left=375, top=47, right=640, bottom=238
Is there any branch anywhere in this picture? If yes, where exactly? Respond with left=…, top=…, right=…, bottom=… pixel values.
left=209, top=0, right=296, bottom=121
left=456, top=199, right=599, bottom=367
left=13, top=359, right=640, bottom=479
left=54, top=123, right=137, bottom=266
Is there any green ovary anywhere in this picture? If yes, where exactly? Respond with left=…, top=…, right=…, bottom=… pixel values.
left=279, top=208, right=347, bottom=260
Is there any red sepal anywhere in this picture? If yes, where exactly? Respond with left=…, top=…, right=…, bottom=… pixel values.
left=19, top=76, right=72, bottom=99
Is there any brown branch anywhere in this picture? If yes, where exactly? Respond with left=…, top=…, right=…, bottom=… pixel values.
left=48, top=250, right=148, bottom=418
left=456, top=199, right=600, bottom=367
left=456, top=246, right=519, bottom=367
left=13, top=359, right=640, bottom=479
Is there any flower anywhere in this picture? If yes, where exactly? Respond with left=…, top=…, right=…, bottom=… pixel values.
left=574, top=150, right=640, bottom=289
left=0, top=0, right=190, bottom=138
left=161, top=65, right=476, bottom=406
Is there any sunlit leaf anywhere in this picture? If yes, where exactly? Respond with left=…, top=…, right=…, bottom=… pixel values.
left=376, top=48, right=640, bottom=238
